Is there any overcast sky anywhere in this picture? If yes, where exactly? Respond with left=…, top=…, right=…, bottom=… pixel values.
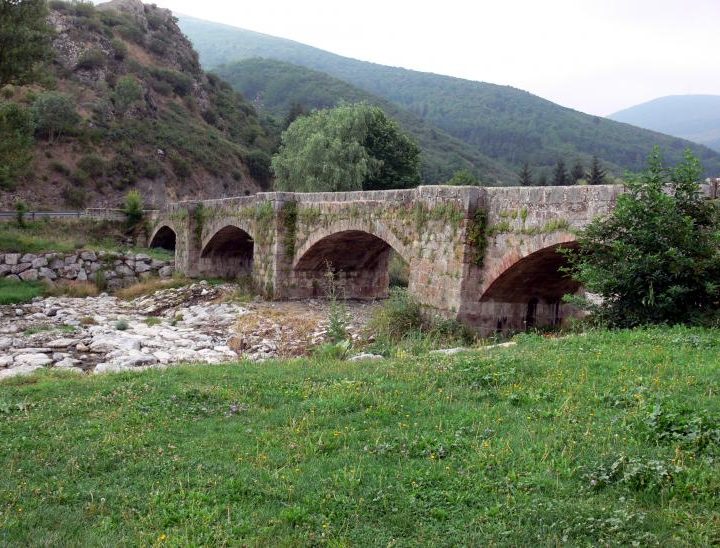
left=146, top=0, right=720, bottom=116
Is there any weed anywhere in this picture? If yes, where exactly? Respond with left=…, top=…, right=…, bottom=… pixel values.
left=144, top=317, right=161, bottom=327
left=114, top=319, right=129, bottom=331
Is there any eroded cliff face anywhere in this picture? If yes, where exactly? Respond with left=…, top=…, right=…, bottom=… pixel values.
left=1, top=0, right=274, bottom=209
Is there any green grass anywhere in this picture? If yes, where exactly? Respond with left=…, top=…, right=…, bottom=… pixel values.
left=0, top=279, right=45, bottom=305
left=1, top=327, right=718, bottom=545
left=0, top=219, right=124, bottom=254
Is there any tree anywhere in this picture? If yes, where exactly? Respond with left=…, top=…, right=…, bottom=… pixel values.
left=113, top=75, right=143, bottom=115
left=272, top=103, right=421, bottom=192
left=552, top=160, right=568, bottom=186
left=570, top=161, right=585, bottom=185
left=447, top=169, right=479, bottom=186
left=0, top=101, right=34, bottom=189
left=33, top=92, right=79, bottom=143
left=518, top=162, right=533, bottom=186
left=587, top=155, right=606, bottom=185
left=536, top=171, right=548, bottom=187
left=123, top=190, right=143, bottom=229
left=283, top=102, right=307, bottom=128
left=0, top=0, right=52, bottom=87
left=564, top=147, right=720, bottom=327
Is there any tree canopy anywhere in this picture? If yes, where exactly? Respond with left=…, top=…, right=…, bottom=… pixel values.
left=564, top=148, right=720, bottom=327
left=0, top=0, right=52, bottom=87
left=271, top=103, right=421, bottom=192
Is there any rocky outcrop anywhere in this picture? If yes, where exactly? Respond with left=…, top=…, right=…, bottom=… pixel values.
left=0, top=251, right=173, bottom=289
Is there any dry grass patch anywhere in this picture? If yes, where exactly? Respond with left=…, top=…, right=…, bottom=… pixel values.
left=115, top=276, right=190, bottom=300
left=44, top=280, right=100, bottom=298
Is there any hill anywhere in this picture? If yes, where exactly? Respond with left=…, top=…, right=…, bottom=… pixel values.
left=610, top=95, right=720, bottom=152
left=214, top=58, right=516, bottom=184
left=0, top=0, right=275, bottom=210
left=178, top=16, right=720, bottom=178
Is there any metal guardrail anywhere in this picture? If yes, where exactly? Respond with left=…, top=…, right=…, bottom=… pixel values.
left=0, top=209, right=159, bottom=221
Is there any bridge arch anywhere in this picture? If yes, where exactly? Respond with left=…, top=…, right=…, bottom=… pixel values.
left=478, top=232, right=581, bottom=332
left=292, top=221, right=411, bottom=299
left=199, top=224, right=255, bottom=279
left=149, top=224, right=177, bottom=251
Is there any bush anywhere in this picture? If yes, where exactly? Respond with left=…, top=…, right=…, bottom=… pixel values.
left=123, top=189, right=143, bottom=228
left=564, top=148, right=720, bottom=327
left=117, top=23, right=145, bottom=45
left=113, top=75, right=143, bottom=114
left=148, top=37, right=168, bottom=56
left=0, top=102, right=34, bottom=189
left=243, top=150, right=272, bottom=184
left=33, top=92, right=79, bottom=142
left=76, top=48, right=106, bottom=70
left=77, top=154, right=105, bottom=178
left=367, top=288, right=423, bottom=343
left=61, top=185, right=86, bottom=208
left=115, top=319, right=129, bottom=331
left=15, top=200, right=28, bottom=227
left=110, top=38, right=128, bottom=60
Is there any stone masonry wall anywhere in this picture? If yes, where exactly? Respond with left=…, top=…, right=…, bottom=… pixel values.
left=0, top=251, right=174, bottom=289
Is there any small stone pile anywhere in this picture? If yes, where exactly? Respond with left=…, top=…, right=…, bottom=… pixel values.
left=0, top=251, right=174, bottom=289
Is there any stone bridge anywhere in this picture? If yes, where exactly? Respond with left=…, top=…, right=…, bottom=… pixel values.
left=147, top=185, right=623, bottom=335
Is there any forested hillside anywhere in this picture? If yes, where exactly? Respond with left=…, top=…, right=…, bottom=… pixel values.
left=215, top=59, right=515, bottom=184
left=0, top=0, right=274, bottom=209
left=610, top=95, right=720, bottom=152
left=179, top=16, right=720, bottom=178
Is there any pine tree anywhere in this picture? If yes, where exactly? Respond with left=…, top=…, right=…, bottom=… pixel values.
left=570, top=161, right=585, bottom=185
left=552, top=160, right=568, bottom=186
left=588, top=156, right=607, bottom=185
left=518, top=162, right=533, bottom=186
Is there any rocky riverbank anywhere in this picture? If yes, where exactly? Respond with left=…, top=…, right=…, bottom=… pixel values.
left=0, top=282, right=378, bottom=380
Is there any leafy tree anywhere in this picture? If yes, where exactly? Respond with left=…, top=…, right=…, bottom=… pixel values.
left=588, top=155, right=606, bottom=185
left=113, top=75, right=143, bottom=114
left=570, top=161, right=585, bottom=185
left=33, top=92, right=79, bottom=143
left=552, top=160, right=568, bottom=186
left=123, top=189, right=143, bottom=228
left=518, top=162, right=533, bottom=186
left=0, top=0, right=52, bottom=87
left=564, top=147, right=720, bottom=327
left=447, top=169, right=479, bottom=186
left=0, top=101, right=34, bottom=188
left=272, top=103, right=421, bottom=192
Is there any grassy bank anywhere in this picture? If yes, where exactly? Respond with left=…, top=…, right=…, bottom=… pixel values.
left=1, top=327, right=718, bottom=545
left=0, top=219, right=172, bottom=260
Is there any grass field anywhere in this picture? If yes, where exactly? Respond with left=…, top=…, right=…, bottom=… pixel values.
left=1, top=327, right=718, bottom=545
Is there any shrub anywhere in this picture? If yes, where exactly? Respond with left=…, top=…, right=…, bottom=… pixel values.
left=368, top=288, right=423, bottom=343
left=148, top=37, right=168, bottom=55
left=564, top=148, right=720, bottom=327
left=123, top=189, right=143, bottom=228
left=113, top=75, right=143, bottom=114
left=33, top=92, right=79, bottom=142
left=243, top=150, right=272, bottom=184
left=15, top=200, right=28, bottom=227
left=115, top=319, right=129, bottom=331
left=110, top=38, right=128, bottom=60
left=0, top=101, right=34, bottom=189
left=77, top=154, right=105, bottom=178
left=117, top=23, right=145, bottom=45
left=76, top=48, right=106, bottom=70
left=61, top=185, right=86, bottom=208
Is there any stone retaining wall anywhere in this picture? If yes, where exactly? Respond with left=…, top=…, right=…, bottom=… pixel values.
left=0, top=251, right=174, bottom=289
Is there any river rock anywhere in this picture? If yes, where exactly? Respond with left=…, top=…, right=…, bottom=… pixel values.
left=14, top=353, right=52, bottom=367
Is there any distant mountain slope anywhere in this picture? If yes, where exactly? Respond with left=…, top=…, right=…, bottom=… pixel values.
left=178, top=16, right=720, bottom=178
left=0, top=1, right=275, bottom=210
left=215, top=58, right=516, bottom=184
left=610, top=95, right=720, bottom=152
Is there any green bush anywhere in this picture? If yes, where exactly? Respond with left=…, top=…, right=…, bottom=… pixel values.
left=113, top=75, right=143, bottom=114
left=123, top=189, right=143, bottom=228
left=33, top=91, right=79, bottom=142
left=77, top=154, right=105, bottom=178
left=0, top=101, right=34, bottom=189
left=110, top=38, right=128, bottom=60
left=367, top=288, right=423, bottom=343
left=61, top=185, right=86, bottom=208
left=114, top=319, right=129, bottom=331
left=117, top=23, right=145, bottom=45
left=76, top=48, right=106, bottom=70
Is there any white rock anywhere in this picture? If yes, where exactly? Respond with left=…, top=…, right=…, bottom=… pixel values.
left=94, top=362, right=134, bottom=374
left=14, top=353, right=52, bottom=367
left=429, top=347, right=470, bottom=356
left=55, top=357, right=81, bottom=368
left=47, top=338, right=80, bottom=349
left=0, top=355, right=14, bottom=368
left=348, top=353, right=384, bottom=362
left=0, top=364, right=43, bottom=380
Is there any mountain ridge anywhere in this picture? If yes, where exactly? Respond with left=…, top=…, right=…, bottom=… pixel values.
left=178, top=15, right=720, bottom=179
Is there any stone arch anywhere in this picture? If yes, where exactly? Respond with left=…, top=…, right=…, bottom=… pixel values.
left=149, top=224, right=177, bottom=251
left=477, top=232, right=581, bottom=332
left=199, top=224, right=255, bottom=279
left=291, top=221, right=411, bottom=299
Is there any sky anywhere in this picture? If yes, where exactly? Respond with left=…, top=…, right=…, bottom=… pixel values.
left=144, top=0, right=720, bottom=116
